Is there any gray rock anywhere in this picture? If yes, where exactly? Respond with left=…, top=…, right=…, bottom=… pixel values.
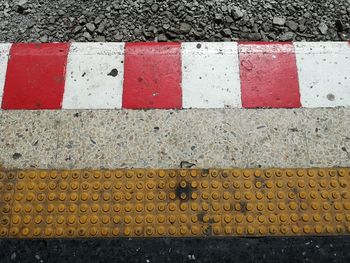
left=221, top=5, right=228, bottom=12
left=40, top=35, right=48, bottom=42
left=231, top=6, right=244, bottom=20
left=114, top=34, right=123, bottom=41
left=279, top=31, right=295, bottom=41
left=318, top=22, right=328, bottom=35
left=241, top=32, right=262, bottom=41
left=73, top=25, right=83, bottom=34
left=214, top=13, right=223, bottom=22
left=94, top=17, right=102, bottom=25
left=95, top=35, right=106, bottom=42
left=96, top=22, right=106, bottom=34
left=222, top=28, right=232, bottom=37
left=157, top=34, right=168, bottom=42
left=151, top=4, right=159, bottom=12
left=17, top=0, right=28, bottom=9
left=26, top=20, right=35, bottom=29
left=86, top=22, right=96, bottom=33
left=273, top=17, right=286, bottom=26
left=285, top=21, right=298, bottom=31
left=83, top=31, right=92, bottom=40
left=298, top=24, right=306, bottom=32
left=225, top=16, right=234, bottom=23
left=134, top=28, right=142, bottom=37
left=180, top=23, right=192, bottom=34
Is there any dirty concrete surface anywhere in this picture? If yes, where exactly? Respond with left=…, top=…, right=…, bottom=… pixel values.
left=1, top=108, right=349, bottom=170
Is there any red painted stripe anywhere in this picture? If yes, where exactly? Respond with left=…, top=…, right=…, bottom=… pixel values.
left=2, top=43, right=69, bottom=110
left=239, top=42, right=301, bottom=108
left=122, top=42, right=182, bottom=109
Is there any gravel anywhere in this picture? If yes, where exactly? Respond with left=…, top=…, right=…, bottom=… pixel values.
left=0, top=0, right=349, bottom=42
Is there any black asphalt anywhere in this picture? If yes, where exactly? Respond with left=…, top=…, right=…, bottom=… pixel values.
left=1, top=237, right=350, bottom=262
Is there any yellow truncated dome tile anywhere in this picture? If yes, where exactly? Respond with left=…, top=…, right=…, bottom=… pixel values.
left=1, top=168, right=350, bottom=238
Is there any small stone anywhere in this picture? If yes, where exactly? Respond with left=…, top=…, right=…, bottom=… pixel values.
left=298, top=24, right=306, bottom=32
left=163, top=24, right=170, bottom=30
left=222, top=28, right=232, bottom=37
left=26, top=20, right=35, bottom=29
left=240, top=32, right=262, bottom=41
left=17, top=0, right=28, bottom=10
left=94, top=17, right=102, bottom=25
left=224, top=16, right=234, bottom=23
left=83, top=31, right=92, bottom=40
left=285, top=21, right=298, bottom=31
left=114, top=34, right=123, bottom=41
left=214, top=13, right=223, bottom=22
left=40, top=35, right=48, bottom=42
left=73, top=25, right=83, bottom=34
left=221, top=5, right=228, bottom=12
left=185, top=16, right=194, bottom=22
left=273, top=17, right=286, bottom=26
left=248, top=32, right=262, bottom=40
left=157, top=34, right=168, bottom=42
left=180, top=23, right=192, bottom=34
left=279, top=31, right=295, bottom=41
left=95, top=35, right=106, bottom=42
left=134, top=28, right=142, bottom=37
left=85, top=22, right=96, bottom=33
left=11, top=253, right=16, bottom=260
left=151, top=4, right=158, bottom=12
left=96, top=22, right=106, bottom=34
left=304, top=12, right=312, bottom=19
left=262, top=23, right=271, bottom=32
left=232, top=6, right=244, bottom=20
left=112, top=2, right=121, bottom=10
left=143, top=29, right=153, bottom=38
left=318, top=22, right=328, bottom=35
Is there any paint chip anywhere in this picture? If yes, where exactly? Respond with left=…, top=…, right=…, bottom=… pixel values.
left=107, top=68, right=119, bottom=77
left=12, top=153, right=22, bottom=160
left=327, top=93, right=335, bottom=101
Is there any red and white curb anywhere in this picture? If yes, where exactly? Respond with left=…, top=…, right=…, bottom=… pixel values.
left=0, top=42, right=349, bottom=110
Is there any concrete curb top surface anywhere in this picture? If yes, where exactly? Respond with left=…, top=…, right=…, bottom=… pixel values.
left=0, top=41, right=349, bottom=110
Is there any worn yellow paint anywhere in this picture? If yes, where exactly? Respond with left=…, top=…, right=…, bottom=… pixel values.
left=1, top=168, right=350, bottom=238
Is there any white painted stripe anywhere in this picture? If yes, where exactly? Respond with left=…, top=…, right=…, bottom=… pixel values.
left=0, top=44, right=11, bottom=107
left=63, top=43, right=125, bottom=109
left=182, top=42, right=241, bottom=108
left=295, top=42, right=350, bottom=108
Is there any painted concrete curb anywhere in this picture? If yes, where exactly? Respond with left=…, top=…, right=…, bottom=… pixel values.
left=0, top=42, right=349, bottom=110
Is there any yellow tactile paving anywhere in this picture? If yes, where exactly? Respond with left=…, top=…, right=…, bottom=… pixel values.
left=1, top=168, right=350, bottom=238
